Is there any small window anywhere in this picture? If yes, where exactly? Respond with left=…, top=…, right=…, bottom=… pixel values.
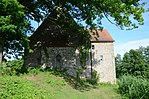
left=56, top=54, right=62, bottom=62
left=100, top=55, right=103, bottom=61
left=92, top=45, right=95, bottom=49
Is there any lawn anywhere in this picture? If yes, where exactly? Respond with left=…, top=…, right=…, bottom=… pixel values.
left=0, top=71, right=121, bottom=99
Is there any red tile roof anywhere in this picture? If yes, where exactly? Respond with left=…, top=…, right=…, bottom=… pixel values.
left=89, top=29, right=114, bottom=42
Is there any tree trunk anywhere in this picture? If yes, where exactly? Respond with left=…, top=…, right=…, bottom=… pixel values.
left=0, top=44, right=3, bottom=64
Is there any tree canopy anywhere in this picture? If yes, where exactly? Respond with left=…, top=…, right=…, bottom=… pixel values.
left=0, top=0, right=148, bottom=63
left=0, top=0, right=30, bottom=63
left=19, top=0, right=147, bottom=30
left=115, top=46, right=149, bottom=78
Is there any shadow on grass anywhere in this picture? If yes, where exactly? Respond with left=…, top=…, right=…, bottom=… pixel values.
left=46, top=69, right=98, bottom=91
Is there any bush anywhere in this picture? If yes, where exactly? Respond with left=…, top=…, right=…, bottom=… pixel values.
left=118, top=75, right=149, bottom=99
left=27, top=67, right=42, bottom=76
left=0, top=63, right=12, bottom=76
left=0, top=60, right=23, bottom=76
left=0, top=76, right=53, bottom=99
left=86, top=70, right=99, bottom=85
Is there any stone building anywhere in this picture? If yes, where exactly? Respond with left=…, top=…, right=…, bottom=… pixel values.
left=25, top=14, right=116, bottom=84
left=89, top=29, right=116, bottom=84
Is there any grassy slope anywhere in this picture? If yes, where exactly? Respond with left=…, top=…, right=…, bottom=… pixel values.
left=0, top=71, right=121, bottom=99
left=24, top=72, right=121, bottom=99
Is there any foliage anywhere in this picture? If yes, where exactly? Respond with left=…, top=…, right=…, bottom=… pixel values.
left=138, top=46, right=149, bottom=64
left=0, top=63, right=13, bottom=76
left=1, top=0, right=148, bottom=64
left=0, top=60, right=23, bottom=75
left=76, top=66, right=84, bottom=80
left=26, top=66, right=49, bottom=76
left=118, top=75, right=149, bottom=99
left=115, top=48, right=149, bottom=78
left=6, top=60, right=24, bottom=73
left=0, top=76, right=53, bottom=99
left=0, top=69, right=120, bottom=99
left=0, top=60, right=45, bottom=76
left=86, top=70, right=99, bottom=85
left=79, top=46, right=90, bottom=67
left=115, top=54, right=123, bottom=78
left=19, top=1, right=147, bottom=66
left=19, top=0, right=147, bottom=30
left=0, top=0, right=30, bottom=61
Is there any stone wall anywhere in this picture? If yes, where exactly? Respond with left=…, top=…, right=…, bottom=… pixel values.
left=25, top=43, right=116, bottom=84
left=88, top=42, right=116, bottom=84
left=41, top=47, right=80, bottom=76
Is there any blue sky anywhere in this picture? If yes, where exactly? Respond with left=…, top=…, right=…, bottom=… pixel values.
left=32, top=0, right=149, bottom=56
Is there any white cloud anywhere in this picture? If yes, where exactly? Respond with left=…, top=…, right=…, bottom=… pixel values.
left=115, top=38, right=149, bottom=56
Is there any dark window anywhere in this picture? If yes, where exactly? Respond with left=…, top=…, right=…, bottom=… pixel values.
left=100, top=55, right=103, bottom=61
left=56, top=54, right=62, bottom=62
left=92, top=45, right=95, bottom=49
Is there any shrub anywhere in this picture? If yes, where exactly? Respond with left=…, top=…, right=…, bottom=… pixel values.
left=27, top=67, right=41, bottom=76
left=118, top=75, right=149, bottom=99
left=0, top=63, right=12, bottom=76
left=86, top=70, right=99, bottom=85
left=0, top=60, right=24, bottom=76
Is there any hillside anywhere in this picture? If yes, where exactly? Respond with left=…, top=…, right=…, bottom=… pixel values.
left=0, top=71, right=121, bottom=99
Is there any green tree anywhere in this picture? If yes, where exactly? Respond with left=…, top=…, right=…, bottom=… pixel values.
left=19, top=0, right=148, bottom=67
left=138, top=46, right=149, bottom=78
left=138, top=46, right=149, bottom=64
left=116, top=49, right=149, bottom=78
left=144, top=46, right=149, bottom=64
left=115, top=54, right=123, bottom=78
left=0, top=0, right=30, bottom=64
left=1, top=0, right=148, bottom=64
left=18, top=0, right=147, bottom=30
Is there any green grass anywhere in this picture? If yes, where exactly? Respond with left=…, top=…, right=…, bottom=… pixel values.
left=0, top=75, right=53, bottom=99
left=0, top=71, right=121, bottom=99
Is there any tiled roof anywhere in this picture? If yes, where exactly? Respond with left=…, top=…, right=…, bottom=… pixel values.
left=89, top=29, right=114, bottom=42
